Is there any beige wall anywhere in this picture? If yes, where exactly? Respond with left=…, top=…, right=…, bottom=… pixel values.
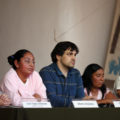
left=0, top=0, right=116, bottom=80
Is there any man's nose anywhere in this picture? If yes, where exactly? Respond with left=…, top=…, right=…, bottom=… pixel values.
left=72, top=55, right=76, bottom=60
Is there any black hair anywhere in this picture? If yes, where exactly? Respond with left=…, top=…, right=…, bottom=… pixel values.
left=82, top=63, right=106, bottom=99
left=8, top=49, right=31, bottom=70
left=51, top=41, right=79, bottom=63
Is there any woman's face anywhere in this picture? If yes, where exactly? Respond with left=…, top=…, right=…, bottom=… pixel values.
left=91, top=69, right=104, bottom=88
left=15, top=52, right=35, bottom=76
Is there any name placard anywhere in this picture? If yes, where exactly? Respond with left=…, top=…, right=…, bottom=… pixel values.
left=72, top=100, right=98, bottom=108
left=22, top=101, right=52, bottom=108
left=113, top=101, right=120, bottom=108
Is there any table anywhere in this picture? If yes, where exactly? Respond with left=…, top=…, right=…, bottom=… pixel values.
left=0, top=107, right=120, bottom=120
